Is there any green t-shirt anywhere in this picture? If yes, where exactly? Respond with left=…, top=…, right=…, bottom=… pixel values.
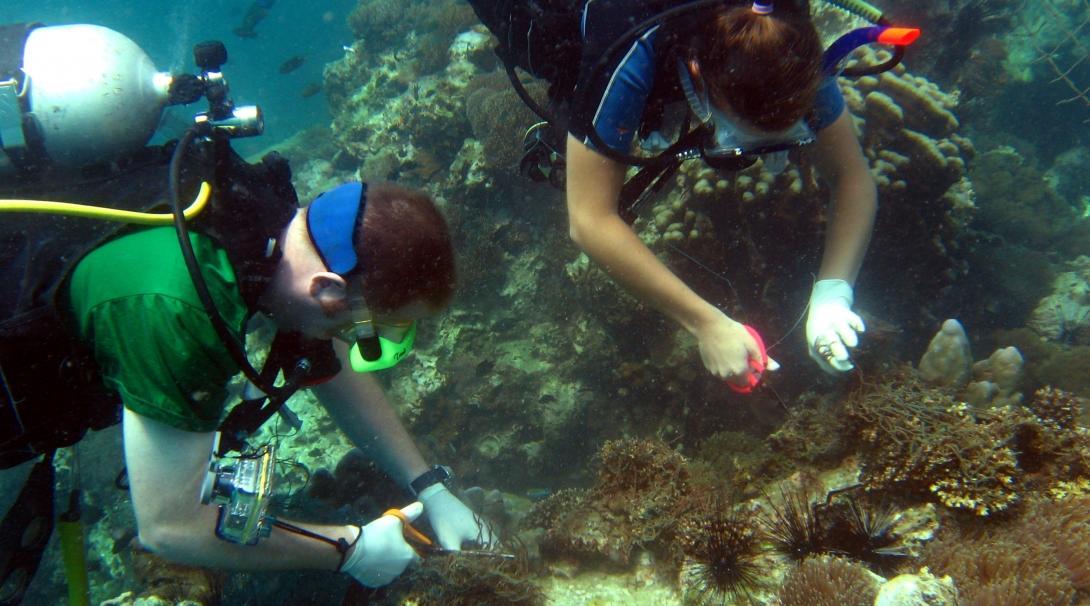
left=67, top=227, right=250, bottom=432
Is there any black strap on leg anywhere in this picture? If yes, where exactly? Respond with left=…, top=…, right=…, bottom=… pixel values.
left=0, top=452, right=56, bottom=606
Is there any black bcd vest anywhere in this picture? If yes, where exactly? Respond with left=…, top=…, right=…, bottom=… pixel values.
left=0, top=139, right=307, bottom=468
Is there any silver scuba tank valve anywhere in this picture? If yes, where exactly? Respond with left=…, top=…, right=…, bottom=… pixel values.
left=194, top=104, right=264, bottom=139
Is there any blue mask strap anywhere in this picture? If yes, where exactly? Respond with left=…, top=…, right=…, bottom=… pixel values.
left=306, top=182, right=367, bottom=276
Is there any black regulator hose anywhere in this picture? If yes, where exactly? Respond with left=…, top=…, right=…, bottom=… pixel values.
left=169, top=128, right=282, bottom=401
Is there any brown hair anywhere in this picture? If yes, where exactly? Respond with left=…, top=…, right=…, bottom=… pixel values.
left=691, top=7, right=823, bottom=131
left=354, top=183, right=456, bottom=313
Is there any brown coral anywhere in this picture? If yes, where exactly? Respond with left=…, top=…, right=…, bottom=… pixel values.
left=130, top=542, right=224, bottom=605
left=1025, top=496, right=1090, bottom=592
left=1031, top=386, right=1086, bottom=429
left=845, top=371, right=1021, bottom=515
left=922, top=525, right=1077, bottom=606
left=777, top=556, right=879, bottom=606
left=1007, top=388, right=1090, bottom=480
left=524, top=439, right=692, bottom=565
left=386, top=553, right=545, bottom=606
left=464, top=72, right=544, bottom=176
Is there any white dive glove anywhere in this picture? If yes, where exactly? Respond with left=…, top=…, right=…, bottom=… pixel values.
left=805, top=279, right=865, bottom=374
left=419, top=484, right=496, bottom=550
left=340, top=501, right=423, bottom=588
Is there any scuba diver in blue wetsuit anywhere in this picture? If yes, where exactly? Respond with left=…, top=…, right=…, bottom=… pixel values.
left=0, top=22, right=494, bottom=603
left=468, top=0, right=919, bottom=388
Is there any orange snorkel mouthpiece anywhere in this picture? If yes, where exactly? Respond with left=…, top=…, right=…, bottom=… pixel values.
left=878, top=27, right=921, bottom=46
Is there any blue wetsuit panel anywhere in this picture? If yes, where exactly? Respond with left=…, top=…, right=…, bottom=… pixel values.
left=807, top=77, right=846, bottom=131
left=588, top=27, right=659, bottom=151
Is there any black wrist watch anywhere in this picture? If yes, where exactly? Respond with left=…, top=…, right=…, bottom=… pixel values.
left=408, top=465, right=453, bottom=498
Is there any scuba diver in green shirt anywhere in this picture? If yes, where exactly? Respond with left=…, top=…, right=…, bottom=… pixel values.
left=68, top=181, right=488, bottom=585
left=0, top=22, right=491, bottom=599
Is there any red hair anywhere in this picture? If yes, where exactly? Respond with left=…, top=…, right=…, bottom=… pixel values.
left=692, top=7, right=823, bottom=131
left=355, top=183, right=455, bottom=313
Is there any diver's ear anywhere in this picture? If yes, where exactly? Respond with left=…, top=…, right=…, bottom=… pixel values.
left=307, top=272, right=348, bottom=309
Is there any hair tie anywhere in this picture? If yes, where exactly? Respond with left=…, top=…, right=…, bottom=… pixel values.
left=751, top=1, right=774, bottom=14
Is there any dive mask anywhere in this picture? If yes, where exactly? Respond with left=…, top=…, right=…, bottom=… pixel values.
left=676, top=58, right=815, bottom=160
left=307, top=181, right=417, bottom=372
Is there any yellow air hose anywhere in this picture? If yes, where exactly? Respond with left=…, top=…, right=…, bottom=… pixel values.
left=0, top=181, right=212, bottom=224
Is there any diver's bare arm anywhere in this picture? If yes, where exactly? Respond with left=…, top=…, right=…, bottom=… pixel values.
left=565, top=134, right=721, bottom=333
left=123, top=408, right=357, bottom=570
left=311, top=339, right=429, bottom=487
left=811, top=111, right=877, bottom=284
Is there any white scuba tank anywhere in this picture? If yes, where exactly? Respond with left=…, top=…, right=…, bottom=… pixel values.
left=19, top=24, right=172, bottom=168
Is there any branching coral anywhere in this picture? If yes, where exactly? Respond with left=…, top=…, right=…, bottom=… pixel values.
left=1031, top=386, right=1086, bottom=429
left=845, top=370, right=1021, bottom=515
left=776, top=556, right=879, bottom=606
left=1007, top=387, right=1090, bottom=480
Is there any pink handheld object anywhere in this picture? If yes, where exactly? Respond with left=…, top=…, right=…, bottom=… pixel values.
left=728, top=325, right=768, bottom=394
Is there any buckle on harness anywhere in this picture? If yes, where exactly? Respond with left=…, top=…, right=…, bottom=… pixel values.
left=519, top=121, right=565, bottom=189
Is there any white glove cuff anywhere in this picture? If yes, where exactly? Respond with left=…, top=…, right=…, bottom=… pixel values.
left=810, top=279, right=854, bottom=308
left=339, top=526, right=365, bottom=573
left=418, top=483, right=448, bottom=504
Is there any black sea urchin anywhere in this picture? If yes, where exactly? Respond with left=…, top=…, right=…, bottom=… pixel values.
left=679, top=498, right=766, bottom=605
left=824, top=494, right=908, bottom=574
left=761, top=487, right=828, bottom=563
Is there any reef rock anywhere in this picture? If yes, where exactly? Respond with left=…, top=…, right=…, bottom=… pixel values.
left=918, top=319, right=973, bottom=387
left=874, top=568, right=958, bottom=606
left=1029, top=256, right=1090, bottom=346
